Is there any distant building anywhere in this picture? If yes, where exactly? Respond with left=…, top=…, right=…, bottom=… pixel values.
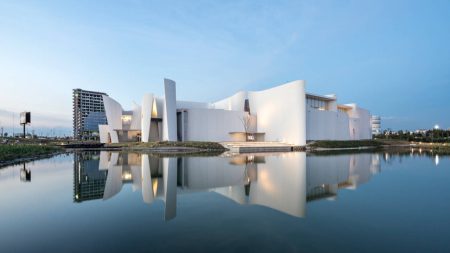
left=72, top=89, right=108, bottom=140
left=371, top=115, right=381, bottom=135
left=415, top=129, right=427, bottom=134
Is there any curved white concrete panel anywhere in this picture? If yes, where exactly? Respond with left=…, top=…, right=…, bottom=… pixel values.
left=213, top=90, right=248, bottom=111
left=249, top=80, right=306, bottom=145
left=130, top=103, right=142, bottom=130
left=163, top=157, right=177, bottom=220
left=99, top=125, right=109, bottom=143
left=210, top=80, right=306, bottom=145
left=103, top=95, right=123, bottom=130
left=141, top=154, right=154, bottom=204
left=141, top=93, right=154, bottom=142
left=249, top=152, right=306, bottom=217
left=103, top=166, right=123, bottom=200
left=163, top=79, right=177, bottom=141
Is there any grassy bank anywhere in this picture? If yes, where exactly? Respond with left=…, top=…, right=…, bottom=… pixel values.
left=309, top=140, right=383, bottom=149
left=0, top=144, right=62, bottom=163
left=106, top=141, right=227, bottom=151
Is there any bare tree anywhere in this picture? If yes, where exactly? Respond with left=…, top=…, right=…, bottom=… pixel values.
left=239, top=113, right=252, bottom=141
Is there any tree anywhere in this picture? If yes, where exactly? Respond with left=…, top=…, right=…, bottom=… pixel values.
left=239, top=113, right=252, bottom=141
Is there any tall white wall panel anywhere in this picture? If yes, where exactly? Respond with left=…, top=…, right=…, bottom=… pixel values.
left=130, top=104, right=142, bottom=130
left=102, top=95, right=123, bottom=130
left=162, top=79, right=177, bottom=141
left=248, top=80, right=306, bottom=146
left=141, top=93, right=154, bottom=143
left=98, top=125, right=109, bottom=143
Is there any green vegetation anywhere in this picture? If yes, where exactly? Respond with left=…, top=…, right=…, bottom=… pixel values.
left=0, top=144, right=61, bottom=162
left=309, top=140, right=383, bottom=149
left=106, top=141, right=227, bottom=151
left=375, top=129, right=450, bottom=143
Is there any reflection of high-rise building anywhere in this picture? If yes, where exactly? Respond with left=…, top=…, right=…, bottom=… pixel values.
left=73, top=89, right=108, bottom=140
left=73, top=152, right=108, bottom=202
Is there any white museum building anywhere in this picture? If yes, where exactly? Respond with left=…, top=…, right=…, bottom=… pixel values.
left=99, top=79, right=372, bottom=146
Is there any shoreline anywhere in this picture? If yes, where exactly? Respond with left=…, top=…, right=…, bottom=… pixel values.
left=0, top=152, right=65, bottom=168
left=2, top=140, right=450, bottom=168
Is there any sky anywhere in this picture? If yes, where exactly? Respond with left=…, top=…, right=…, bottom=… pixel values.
left=0, top=0, right=449, bottom=136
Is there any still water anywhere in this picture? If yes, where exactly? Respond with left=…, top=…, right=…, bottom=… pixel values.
left=0, top=151, right=449, bottom=252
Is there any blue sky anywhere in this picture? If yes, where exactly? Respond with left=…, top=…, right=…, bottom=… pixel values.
left=0, top=0, right=449, bottom=135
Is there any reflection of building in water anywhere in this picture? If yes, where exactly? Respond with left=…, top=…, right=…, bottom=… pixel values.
left=306, top=153, right=380, bottom=202
left=73, top=152, right=108, bottom=202
left=20, top=163, right=31, bottom=182
left=74, top=151, right=381, bottom=219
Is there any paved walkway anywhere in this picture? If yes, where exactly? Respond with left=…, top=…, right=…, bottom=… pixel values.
left=220, top=141, right=294, bottom=153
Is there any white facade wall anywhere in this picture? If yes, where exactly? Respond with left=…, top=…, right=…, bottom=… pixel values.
left=102, top=95, right=123, bottom=130
left=248, top=80, right=306, bottom=145
left=141, top=93, right=154, bottom=142
left=130, top=104, right=141, bottom=130
left=177, top=100, right=211, bottom=109
left=162, top=79, right=177, bottom=141
left=346, top=104, right=372, bottom=140
left=184, top=108, right=247, bottom=142
left=213, top=80, right=306, bottom=145
left=213, top=91, right=248, bottom=111
left=98, top=125, right=109, bottom=143
left=101, top=95, right=123, bottom=143
left=306, top=110, right=351, bottom=140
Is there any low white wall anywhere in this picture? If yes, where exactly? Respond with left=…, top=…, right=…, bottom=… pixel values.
left=184, top=108, right=247, bottom=142
left=306, top=109, right=350, bottom=140
left=347, top=104, right=372, bottom=140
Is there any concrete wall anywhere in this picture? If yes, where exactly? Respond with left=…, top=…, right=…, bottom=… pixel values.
left=162, top=79, right=177, bottom=141
left=99, top=125, right=109, bottom=143
left=184, top=108, right=247, bottom=142
left=306, top=109, right=351, bottom=140
left=141, top=93, right=154, bottom=142
left=102, top=95, right=123, bottom=130
left=212, top=80, right=306, bottom=145
left=101, top=96, right=124, bottom=143
left=249, top=80, right=306, bottom=145
left=346, top=104, right=372, bottom=140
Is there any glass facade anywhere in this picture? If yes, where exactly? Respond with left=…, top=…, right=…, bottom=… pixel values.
left=84, top=112, right=108, bottom=131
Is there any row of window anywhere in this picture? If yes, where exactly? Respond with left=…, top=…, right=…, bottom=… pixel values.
left=306, top=97, right=327, bottom=110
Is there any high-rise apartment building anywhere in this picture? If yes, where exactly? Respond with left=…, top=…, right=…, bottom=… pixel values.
left=371, top=115, right=381, bottom=135
left=73, top=89, right=108, bottom=140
